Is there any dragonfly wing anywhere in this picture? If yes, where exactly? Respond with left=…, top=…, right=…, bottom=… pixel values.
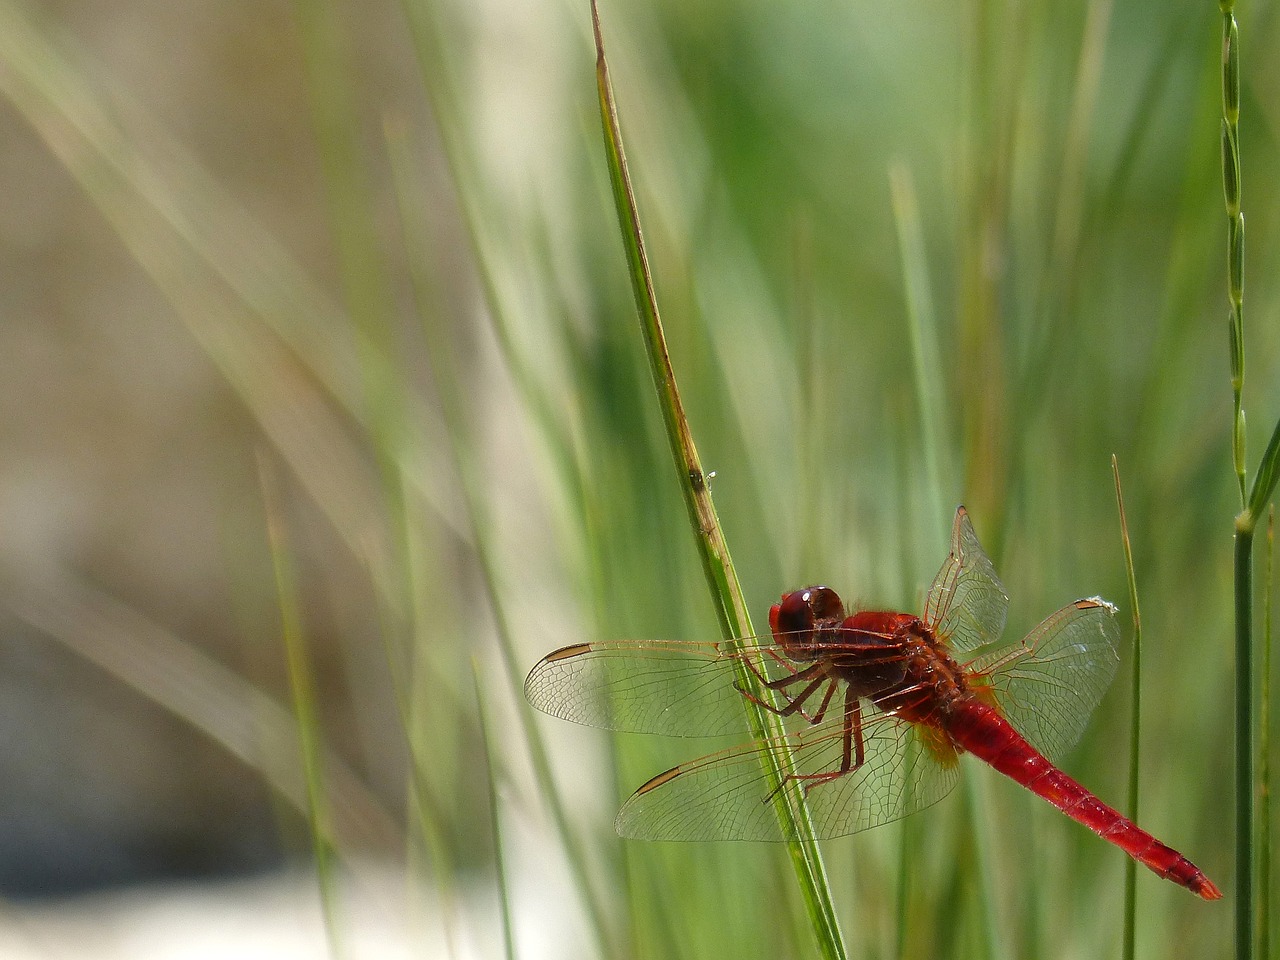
left=969, top=598, right=1120, bottom=763
left=615, top=711, right=960, bottom=841
left=524, top=640, right=752, bottom=737
left=924, top=506, right=1010, bottom=653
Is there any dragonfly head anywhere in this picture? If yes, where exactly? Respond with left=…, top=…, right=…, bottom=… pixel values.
left=770, top=586, right=846, bottom=660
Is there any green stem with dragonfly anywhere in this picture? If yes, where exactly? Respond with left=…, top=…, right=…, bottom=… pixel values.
left=589, top=4, right=848, bottom=958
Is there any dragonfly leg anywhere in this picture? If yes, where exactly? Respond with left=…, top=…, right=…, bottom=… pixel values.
left=763, top=689, right=865, bottom=806
left=737, top=673, right=835, bottom=725
left=764, top=648, right=800, bottom=677
left=765, top=664, right=824, bottom=692
left=793, top=689, right=863, bottom=797
left=802, top=678, right=838, bottom=725
left=851, top=693, right=865, bottom=767
left=738, top=658, right=835, bottom=722
left=742, top=654, right=823, bottom=691
left=782, top=677, right=837, bottom=725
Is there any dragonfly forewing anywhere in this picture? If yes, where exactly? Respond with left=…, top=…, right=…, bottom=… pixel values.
left=524, top=640, right=756, bottom=737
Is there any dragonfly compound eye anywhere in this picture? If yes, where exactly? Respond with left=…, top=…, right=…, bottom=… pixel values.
left=773, top=586, right=845, bottom=636
left=804, top=586, right=845, bottom=622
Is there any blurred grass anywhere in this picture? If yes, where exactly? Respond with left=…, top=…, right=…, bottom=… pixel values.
left=262, top=456, right=345, bottom=958
left=0, top=0, right=1274, bottom=956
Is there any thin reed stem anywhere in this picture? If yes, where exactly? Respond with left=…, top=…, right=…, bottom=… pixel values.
left=589, top=3, right=847, bottom=957
left=1219, top=5, right=1262, bottom=958
left=1112, top=456, right=1141, bottom=960
left=1221, top=2, right=1246, bottom=507
left=474, top=665, right=516, bottom=960
left=1234, top=517, right=1254, bottom=960
left=261, top=457, right=345, bottom=960
left=1260, top=508, right=1273, bottom=960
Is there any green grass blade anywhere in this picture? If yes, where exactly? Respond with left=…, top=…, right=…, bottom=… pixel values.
left=1234, top=518, right=1255, bottom=960
left=1260, top=508, right=1273, bottom=960
left=590, top=4, right=846, bottom=957
left=1246, top=417, right=1280, bottom=525
left=474, top=665, right=517, bottom=960
left=261, top=457, right=345, bottom=960
left=1112, top=456, right=1142, bottom=960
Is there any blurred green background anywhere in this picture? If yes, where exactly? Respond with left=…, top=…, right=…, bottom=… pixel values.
left=0, top=0, right=1274, bottom=956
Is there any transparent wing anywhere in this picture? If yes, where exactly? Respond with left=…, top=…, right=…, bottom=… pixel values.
left=923, top=505, right=1010, bottom=653
left=615, top=711, right=959, bottom=841
left=524, top=640, right=746, bottom=737
left=525, top=631, right=899, bottom=737
left=967, top=597, right=1120, bottom=762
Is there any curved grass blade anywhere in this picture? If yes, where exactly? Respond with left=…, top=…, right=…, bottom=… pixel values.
left=589, top=3, right=846, bottom=957
left=1247, top=418, right=1280, bottom=525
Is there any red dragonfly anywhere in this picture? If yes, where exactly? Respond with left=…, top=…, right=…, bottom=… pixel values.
left=525, top=506, right=1221, bottom=900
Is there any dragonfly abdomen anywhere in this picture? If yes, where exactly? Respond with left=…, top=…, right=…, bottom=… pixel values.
left=946, top=699, right=1222, bottom=901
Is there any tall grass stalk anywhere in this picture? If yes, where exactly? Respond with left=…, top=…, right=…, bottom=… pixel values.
left=589, top=3, right=847, bottom=957
left=1226, top=213, right=1280, bottom=960
left=1260, top=508, right=1273, bottom=960
left=1220, top=5, right=1280, bottom=959
left=1233, top=521, right=1255, bottom=960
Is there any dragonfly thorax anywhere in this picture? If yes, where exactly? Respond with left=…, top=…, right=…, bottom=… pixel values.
left=857, top=619, right=970, bottom=724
